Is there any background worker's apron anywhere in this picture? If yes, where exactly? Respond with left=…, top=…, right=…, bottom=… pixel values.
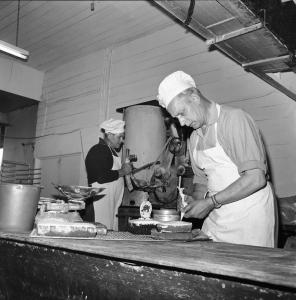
left=91, top=151, right=124, bottom=231
left=193, top=104, right=275, bottom=247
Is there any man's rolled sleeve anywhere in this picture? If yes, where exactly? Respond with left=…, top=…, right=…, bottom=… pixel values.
left=237, top=160, right=266, bottom=175
left=219, top=107, right=267, bottom=175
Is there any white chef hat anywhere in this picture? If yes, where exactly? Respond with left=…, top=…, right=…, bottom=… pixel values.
left=157, top=71, right=196, bottom=108
left=100, top=118, right=125, bottom=134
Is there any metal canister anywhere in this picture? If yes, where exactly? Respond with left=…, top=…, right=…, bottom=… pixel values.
left=152, top=209, right=180, bottom=222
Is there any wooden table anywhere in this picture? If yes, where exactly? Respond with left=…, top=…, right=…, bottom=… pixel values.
left=0, top=232, right=295, bottom=299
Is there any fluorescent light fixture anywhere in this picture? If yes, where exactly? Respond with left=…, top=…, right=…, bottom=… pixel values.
left=0, top=40, right=29, bottom=60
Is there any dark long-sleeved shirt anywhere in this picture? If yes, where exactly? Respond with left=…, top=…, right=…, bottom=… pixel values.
left=85, top=138, right=120, bottom=185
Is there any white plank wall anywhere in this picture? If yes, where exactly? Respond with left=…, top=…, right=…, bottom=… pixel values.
left=0, top=57, right=44, bottom=100
left=35, top=49, right=111, bottom=185
left=4, top=105, right=38, bottom=167
left=36, top=23, right=296, bottom=198
left=35, top=50, right=108, bottom=152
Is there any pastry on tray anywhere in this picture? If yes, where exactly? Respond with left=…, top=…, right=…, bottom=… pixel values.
left=35, top=220, right=99, bottom=238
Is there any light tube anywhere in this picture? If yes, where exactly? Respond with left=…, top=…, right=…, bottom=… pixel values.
left=0, top=40, right=29, bottom=60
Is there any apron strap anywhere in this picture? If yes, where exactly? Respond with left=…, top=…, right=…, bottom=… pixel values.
left=214, top=104, right=220, bottom=141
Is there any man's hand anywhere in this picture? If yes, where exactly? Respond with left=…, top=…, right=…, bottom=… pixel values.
left=118, top=163, right=133, bottom=177
left=183, top=197, right=214, bottom=219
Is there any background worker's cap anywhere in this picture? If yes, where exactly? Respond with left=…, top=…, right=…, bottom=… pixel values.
left=100, top=118, right=125, bottom=134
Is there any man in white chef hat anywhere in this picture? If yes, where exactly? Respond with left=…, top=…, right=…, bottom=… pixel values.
left=157, top=70, right=277, bottom=247
left=84, top=118, right=132, bottom=230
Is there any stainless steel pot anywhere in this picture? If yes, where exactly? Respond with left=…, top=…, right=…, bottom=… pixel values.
left=152, top=209, right=180, bottom=222
left=0, top=183, right=42, bottom=233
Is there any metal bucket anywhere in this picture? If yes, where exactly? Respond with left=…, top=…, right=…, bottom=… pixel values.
left=0, top=183, right=42, bottom=233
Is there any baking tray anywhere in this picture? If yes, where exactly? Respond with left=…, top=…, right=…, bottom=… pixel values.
left=30, top=230, right=154, bottom=241
left=30, top=229, right=211, bottom=242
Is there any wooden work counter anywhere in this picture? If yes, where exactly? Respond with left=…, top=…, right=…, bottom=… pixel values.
left=0, top=232, right=295, bottom=299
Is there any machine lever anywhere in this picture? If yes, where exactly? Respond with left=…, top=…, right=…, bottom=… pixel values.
left=131, top=161, right=160, bottom=175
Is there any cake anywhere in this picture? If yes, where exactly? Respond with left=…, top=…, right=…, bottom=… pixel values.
left=156, top=221, right=192, bottom=233
left=128, top=219, right=192, bottom=235
left=128, top=218, right=160, bottom=235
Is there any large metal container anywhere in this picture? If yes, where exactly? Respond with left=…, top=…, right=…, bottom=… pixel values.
left=123, top=105, right=167, bottom=206
left=0, top=183, right=41, bottom=232
left=124, top=105, right=166, bottom=183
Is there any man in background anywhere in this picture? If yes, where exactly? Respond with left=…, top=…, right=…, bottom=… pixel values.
left=84, top=118, right=132, bottom=230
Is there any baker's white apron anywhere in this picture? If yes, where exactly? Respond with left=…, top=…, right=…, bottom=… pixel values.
left=91, top=151, right=124, bottom=231
left=193, top=104, right=275, bottom=247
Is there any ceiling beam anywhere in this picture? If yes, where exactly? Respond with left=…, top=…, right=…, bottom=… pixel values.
left=152, top=0, right=296, bottom=101
left=242, top=55, right=291, bottom=68
left=249, top=68, right=296, bottom=102
left=206, top=23, right=263, bottom=45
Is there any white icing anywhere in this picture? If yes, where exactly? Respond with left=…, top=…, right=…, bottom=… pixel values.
left=129, top=218, right=160, bottom=226
left=158, top=221, right=191, bottom=226
left=129, top=219, right=192, bottom=228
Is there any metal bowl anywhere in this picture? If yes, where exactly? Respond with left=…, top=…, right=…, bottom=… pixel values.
left=54, top=184, right=105, bottom=199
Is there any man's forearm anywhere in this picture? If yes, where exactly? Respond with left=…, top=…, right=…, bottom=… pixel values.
left=192, top=182, right=208, bottom=199
left=183, top=169, right=267, bottom=219
left=213, top=169, right=266, bottom=206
